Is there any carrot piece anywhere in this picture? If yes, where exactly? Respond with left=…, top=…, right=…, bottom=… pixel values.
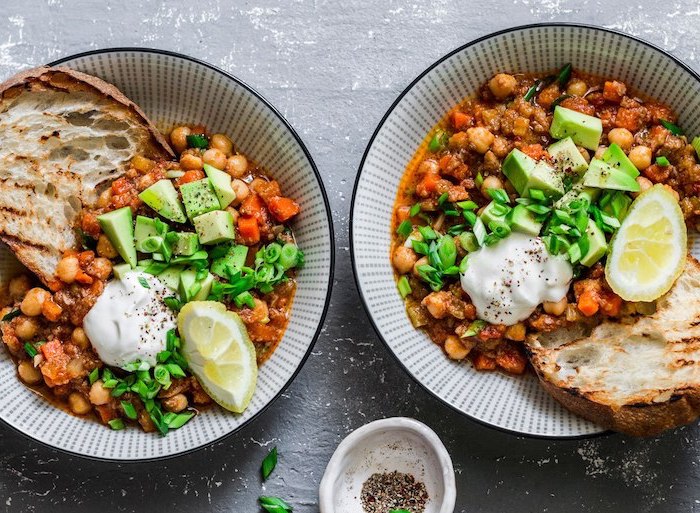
left=240, top=193, right=266, bottom=220
left=452, top=111, right=471, bottom=130
left=42, top=299, right=63, bottom=322
left=267, top=196, right=300, bottom=222
left=175, top=169, right=205, bottom=187
left=237, top=215, right=260, bottom=244
left=75, top=271, right=94, bottom=285
left=438, top=155, right=452, bottom=170
left=419, top=172, right=441, bottom=193
left=577, top=291, right=599, bottom=316
left=47, top=280, right=63, bottom=292
left=78, top=251, right=95, bottom=267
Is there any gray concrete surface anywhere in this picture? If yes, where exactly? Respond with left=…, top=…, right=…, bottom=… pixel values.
left=1, top=1, right=700, bottom=512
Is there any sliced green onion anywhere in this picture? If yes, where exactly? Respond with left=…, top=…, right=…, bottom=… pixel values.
left=186, top=133, right=209, bottom=149
left=568, top=243, right=582, bottom=263
left=167, top=412, right=195, bottom=429
left=553, top=209, right=575, bottom=226
left=102, top=379, right=119, bottom=389
left=416, top=264, right=443, bottom=291
left=660, top=119, right=683, bottom=135
left=409, top=203, right=421, bottom=217
left=484, top=233, right=501, bottom=246
left=436, top=236, right=457, bottom=269
left=154, top=364, right=171, bottom=388
left=259, top=497, right=293, bottom=513
left=88, top=367, right=99, bottom=385
left=489, top=221, right=511, bottom=238
left=137, top=276, right=151, bottom=289
left=544, top=235, right=559, bottom=255
left=578, top=234, right=590, bottom=258
left=656, top=156, right=670, bottom=167
left=446, top=224, right=466, bottom=236
left=2, top=309, right=21, bottom=322
left=528, top=189, right=545, bottom=202
left=23, top=343, right=37, bottom=358
left=165, top=363, right=187, bottom=378
left=163, top=296, right=182, bottom=312
left=411, top=240, right=430, bottom=255
left=458, top=255, right=469, bottom=274
left=475, top=171, right=484, bottom=188
left=463, top=210, right=477, bottom=226
left=600, top=212, right=621, bottom=229
left=461, top=319, right=487, bottom=338
left=472, top=218, right=486, bottom=246
left=487, top=188, right=510, bottom=204
left=459, top=232, right=479, bottom=252
left=428, top=130, right=448, bottom=153
left=264, top=243, right=282, bottom=263
left=397, top=276, right=412, bottom=298
left=111, top=381, right=130, bottom=398
left=515, top=197, right=532, bottom=206
left=526, top=204, right=550, bottom=215
left=396, top=220, right=412, bottom=238
left=437, top=192, right=449, bottom=205
left=692, top=136, right=700, bottom=159
left=456, top=200, right=478, bottom=210
left=490, top=203, right=509, bottom=217
left=556, top=63, right=572, bottom=87
left=524, top=80, right=542, bottom=102
left=121, top=401, right=138, bottom=420
left=234, top=291, right=256, bottom=309
left=417, top=225, right=437, bottom=241
left=108, top=419, right=126, bottom=431
left=279, top=243, right=301, bottom=270
left=261, top=446, right=278, bottom=481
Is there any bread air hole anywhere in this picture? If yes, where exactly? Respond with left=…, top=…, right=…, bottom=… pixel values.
left=63, top=110, right=97, bottom=126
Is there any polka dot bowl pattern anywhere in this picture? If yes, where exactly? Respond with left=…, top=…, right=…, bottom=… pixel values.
left=351, top=24, right=700, bottom=437
left=0, top=49, right=334, bottom=460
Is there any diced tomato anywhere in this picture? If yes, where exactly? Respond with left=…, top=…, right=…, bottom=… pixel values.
left=418, top=172, right=441, bottom=194
left=577, top=291, right=599, bottom=316
left=251, top=179, right=282, bottom=201
left=111, top=177, right=131, bottom=195
left=39, top=340, right=71, bottom=387
left=78, top=251, right=95, bottom=267
left=495, top=346, right=527, bottom=375
left=452, top=111, right=472, bottom=130
left=175, top=169, right=205, bottom=187
left=599, top=293, right=622, bottom=317
left=520, top=144, right=546, bottom=160
left=438, top=155, right=452, bottom=171
left=80, top=212, right=101, bottom=239
left=237, top=215, right=260, bottom=244
left=267, top=196, right=300, bottom=222
left=602, top=81, right=626, bottom=103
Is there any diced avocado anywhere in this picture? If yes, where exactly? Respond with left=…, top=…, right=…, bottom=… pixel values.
left=152, top=253, right=165, bottom=261
left=193, top=273, right=215, bottom=301
left=180, top=178, right=221, bottom=220
left=580, top=219, right=608, bottom=267
left=166, top=232, right=200, bottom=256
left=134, top=216, right=163, bottom=253
left=506, top=204, right=542, bottom=236
left=156, top=266, right=183, bottom=291
left=479, top=201, right=507, bottom=226
left=211, top=244, right=249, bottom=278
left=203, top=164, right=236, bottom=209
left=193, top=210, right=235, bottom=245
left=602, top=191, right=632, bottom=221
left=97, top=207, right=137, bottom=268
left=583, top=159, right=640, bottom=192
left=139, top=180, right=187, bottom=223
left=178, top=269, right=197, bottom=303
left=112, top=263, right=132, bottom=280
left=554, top=184, right=600, bottom=210
left=601, top=144, right=640, bottom=178
left=550, top=106, right=603, bottom=150
left=137, top=258, right=154, bottom=268
left=525, top=161, right=564, bottom=198
left=548, top=137, right=588, bottom=176
left=502, top=149, right=537, bottom=196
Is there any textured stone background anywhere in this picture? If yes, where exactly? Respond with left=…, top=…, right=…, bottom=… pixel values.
left=1, top=1, right=700, bottom=512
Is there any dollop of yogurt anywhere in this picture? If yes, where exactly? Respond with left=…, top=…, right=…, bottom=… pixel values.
left=83, top=271, right=176, bottom=369
left=460, top=232, right=573, bottom=325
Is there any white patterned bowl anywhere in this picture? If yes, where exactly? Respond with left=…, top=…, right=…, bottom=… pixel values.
left=0, top=49, right=334, bottom=460
left=351, top=23, right=700, bottom=438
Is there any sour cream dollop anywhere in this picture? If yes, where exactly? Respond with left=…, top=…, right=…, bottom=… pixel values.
left=460, top=233, right=573, bottom=325
left=83, top=271, right=176, bottom=369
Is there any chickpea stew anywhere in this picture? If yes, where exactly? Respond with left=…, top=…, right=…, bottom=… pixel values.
left=391, top=64, right=700, bottom=374
left=1, top=128, right=304, bottom=435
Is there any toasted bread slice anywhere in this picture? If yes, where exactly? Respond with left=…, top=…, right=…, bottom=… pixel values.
left=527, top=256, right=700, bottom=436
left=0, top=66, right=173, bottom=284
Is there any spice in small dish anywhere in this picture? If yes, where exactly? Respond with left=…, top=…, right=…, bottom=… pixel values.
left=360, top=470, right=429, bottom=513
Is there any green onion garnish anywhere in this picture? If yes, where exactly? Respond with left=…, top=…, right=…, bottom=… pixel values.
left=459, top=255, right=469, bottom=273
left=475, top=171, right=484, bottom=188
left=234, top=291, right=256, bottom=309
left=692, top=136, right=700, bottom=159
left=186, top=133, right=209, bottom=149
left=416, top=264, right=443, bottom=291
left=137, top=276, right=151, bottom=289
left=472, top=218, right=486, bottom=245
left=259, top=496, right=293, bottom=513
left=447, top=224, right=466, bottom=236
left=108, top=418, right=126, bottom=431
left=121, top=401, right=138, bottom=420
left=459, top=232, right=479, bottom=252
left=456, top=200, right=478, bottom=210
left=528, top=189, right=545, bottom=202
left=396, top=220, right=412, bottom=238
left=463, top=210, right=477, bottom=226
left=417, top=225, right=437, bottom=241
left=397, top=276, right=412, bottom=298
left=2, top=309, right=21, bottom=322
left=524, top=80, right=542, bottom=102
left=567, top=243, right=582, bottom=264
left=437, top=192, right=449, bottom=205
left=23, top=343, right=37, bottom=358
left=428, top=130, right=448, bottom=153
left=436, top=236, right=457, bottom=269
left=660, top=119, right=683, bottom=135
left=656, top=156, right=670, bottom=167
left=167, top=412, right=194, bottom=429
left=556, top=63, right=572, bottom=87
left=526, top=204, right=550, bottom=215
left=409, top=203, right=421, bottom=217
left=411, top=240, right=430, bottom=255
left=489, top=221, right=511, bottom=239
left=487, top=187, right=510, bottom=204
left=461, top=319, right=486, bottom=338
left=88, top=367, right=99, bottom=385
left=163, top=297, right=182, bottom=312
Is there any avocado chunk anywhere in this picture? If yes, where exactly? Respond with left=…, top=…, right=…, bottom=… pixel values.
left=180, top=178, right=221, bottom=220
left=112, top=263, right=132, bottom=280
left=178, top=269, right=215, bottom=302
left=550, top=106, right=603, bottom=150
left=479, top=201, right=507, bottom=226
left=134, top=216, right=167, bottom=253
left=548, top=137, right=588, bottom=176
left=203, top=164, right=236, bottom=209
left=138, top=180, right=187, bottom=223
left=193, top=273, right=215, bottom=301
left=166, top=232, right=200, bottom=256
left=580, top=218, right=608, bottom=267
left=583, top=158, right=640, bottom=192
left=156, top=265, right=184, bottom=291
left=211, top=244, right=249, bottom=279
left=554, top=184, right=600, bottom=210
left=193, top=210, right=235, bottom=245
left=601, top=144, right=640, bottom=178
left=526, top=161, right=565, bottom=198
left=506, top=204, right=543, bottom=236
left=97, top=207, right=137, bottom=268
left=502, top=149, right=537, bottom=195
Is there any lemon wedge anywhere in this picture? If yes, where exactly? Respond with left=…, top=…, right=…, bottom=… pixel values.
left=605, top=184, right=687, bottom=301
left=178, top=301, right=258, bottom=413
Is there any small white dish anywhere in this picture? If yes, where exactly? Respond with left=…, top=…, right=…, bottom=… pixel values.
left=319, top=417, right=456, bottom=513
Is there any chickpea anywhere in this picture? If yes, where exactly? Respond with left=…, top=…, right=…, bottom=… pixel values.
left=9, top=275, right=31, bottom=300
left=88, top=258, right=113, bottom=281
left=505, top=322, right=526, bottom=342
left=628, top=145, right=652, bottom=171
left=180, top=153, right=203, bottom=171
left=632, top=176, right=653, bottom=197
left=66, top=358, right=84, bottom=378
left=210, top=134, right=234, bottom=156
left=413, top=256, right=428, bottom=278
left=230, top=179, right=250, bottom=205
left=543, top=297, right=568, bottom=316
left=488, top=73, right=517, bottom=99
left=417, top=159, right=439, bottom=175
left=71, top=327, right=89, bottom=350
left=20, top=288, right=50, bottom=317
left=170, top=126, right=191, bottom=154
left=163, top=393, right=188, bottom=413
left=481, top=175, right=504, bottom=197
left=56, top=256, right=79, bottom=284
left=131, top=155, right=155, bottom=174
left=249, top=298, right=270, bottom=324
left=467, top=127, right=495, bottom=154
left=393, top=245, right=418, bottom=274
left=96, top=234, right=118, bottom=259
left=202, top=148, right=228, bottom=170
left=608, top=128, right=634, bottom=151
left=89, top=380, right=111, bottom=405
left=96, top=188, right=113, bottom=208
left=15, top=317, right=39, bottom=341
left=17, top=360, right=42, bottom=385
left=578, top=146, right=591, bottom=163
left=225, top=207, right=240, bottom=224
left=566, top=79, right=588, bottom=97
left=444, top=335, right=470, bottom=360
left=68, top=392, right=91, bottom=415
left=226, top=154, right=249, bottom=178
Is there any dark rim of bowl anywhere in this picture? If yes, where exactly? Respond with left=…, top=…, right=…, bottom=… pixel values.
left=351, top=22, right=700, bottom=441
left=0, top=47, right=335, bottom=463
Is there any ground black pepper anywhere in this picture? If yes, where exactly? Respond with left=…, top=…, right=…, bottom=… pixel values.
left=360, top=470, right=429, bottom=513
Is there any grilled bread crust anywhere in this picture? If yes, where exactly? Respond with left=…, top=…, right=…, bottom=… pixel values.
left=0, top=66, right=173, bottom=284
left=527, top=256, right=700, bottom=436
